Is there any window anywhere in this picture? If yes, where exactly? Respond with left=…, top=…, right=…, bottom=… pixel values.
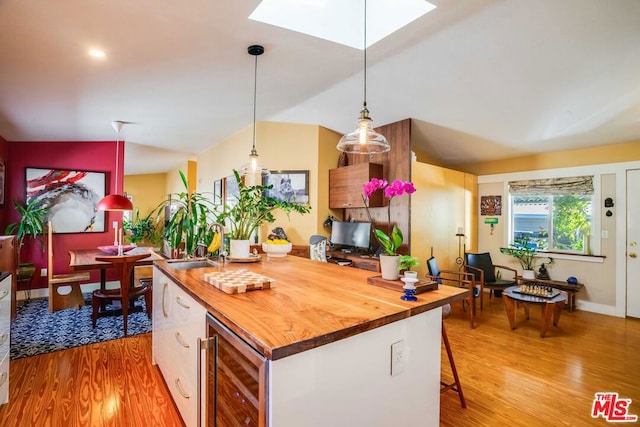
left=508, top=176, right=594, bottom=253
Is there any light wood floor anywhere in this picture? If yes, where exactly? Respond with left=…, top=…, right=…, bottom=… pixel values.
left=0, top=333, right=184, bottom=427
left=440, top=296, right=640, bottom=426
left=0, top=298, right=638, bottom=426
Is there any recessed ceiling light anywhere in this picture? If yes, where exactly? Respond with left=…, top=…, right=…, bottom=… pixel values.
left=89, top=49, right=106, bottom=58
left=249, top=0, right=436, bottom=49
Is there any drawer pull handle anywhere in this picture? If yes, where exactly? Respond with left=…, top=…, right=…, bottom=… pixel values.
left=174, top=332, right=190, bottom=348
left=175, top=378, right=190, bottom=399
left=162, top=283, right=169, bottom=318
left=0, top=290, right=8, bottom=301
left=0, top=334, right=7, bottom=347
left=176, top=296, right=190, bottom=309
left=0, top=372, right=7, bottom=387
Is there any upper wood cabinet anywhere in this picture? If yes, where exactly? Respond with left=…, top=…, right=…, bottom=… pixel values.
left=329, top=163, right=384, bottom=208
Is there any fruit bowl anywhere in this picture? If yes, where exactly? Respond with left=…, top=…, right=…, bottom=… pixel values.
left=262, top=242, right=292, bottom=258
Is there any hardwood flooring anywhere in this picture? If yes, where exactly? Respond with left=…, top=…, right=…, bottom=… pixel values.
left=0, top=333, right=184, bottom=427
left=0, top=297, right=638, bottom=426
left=440, top=296, right=640, bottom=426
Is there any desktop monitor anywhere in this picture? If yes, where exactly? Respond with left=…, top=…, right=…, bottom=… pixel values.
left=330, top=221, right=371, bottom=252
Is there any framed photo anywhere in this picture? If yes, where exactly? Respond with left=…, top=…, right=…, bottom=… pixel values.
left=262, top=170, right=309, bottom=204
left=25, top=167, right=106, bottom=233
left=225, top=174, right=242, bottom=207
left=213, top=179, right=223, bottom=206
left=0, top=160, right=5, bottom=207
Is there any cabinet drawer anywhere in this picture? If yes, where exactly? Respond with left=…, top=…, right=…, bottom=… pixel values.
left=0, top=352, right=8, bottom=406
left=352, top=260, right=380, bottom=272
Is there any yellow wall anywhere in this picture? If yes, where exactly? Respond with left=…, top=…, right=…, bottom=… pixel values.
left=123, top=173, right=167, bottom=217
left=196, top=121, right=341, bottom=245
left=410, top=161, right=476, bottom=278
left=165, top=161, right=197, bottom=195
left=460, top=140, right=640, bottom=175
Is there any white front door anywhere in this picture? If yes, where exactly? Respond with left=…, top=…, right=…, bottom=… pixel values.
left=626, top=169, right=640, bottom=318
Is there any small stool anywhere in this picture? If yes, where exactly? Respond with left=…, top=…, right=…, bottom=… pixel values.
left=441, top=304, right=466, bottom=408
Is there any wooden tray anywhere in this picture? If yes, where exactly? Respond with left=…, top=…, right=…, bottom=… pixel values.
left=203, top=269, right=275, bottom=294
left=367, top=276, right=438, bottom=294
left=226, top=255, right=262, bottom=263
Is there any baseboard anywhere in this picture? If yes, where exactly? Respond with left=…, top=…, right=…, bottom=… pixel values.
left=575, top=300, right=617, bottom=317
left=17, top=281, right=122, bottom=301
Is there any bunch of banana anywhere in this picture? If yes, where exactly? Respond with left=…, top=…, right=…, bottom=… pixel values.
left=208, top=232, right=221, bottom=253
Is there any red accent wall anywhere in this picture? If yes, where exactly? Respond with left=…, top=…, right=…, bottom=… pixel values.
left=0, top=135, right=8, bottom=227
left=3, top=141, right=125, bottom=290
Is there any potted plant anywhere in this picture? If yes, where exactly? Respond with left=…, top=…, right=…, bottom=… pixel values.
left=218, top=170, right=311, bottom=258
left=153, top=170, right=217, bottom=258
left=4, top=198, right=49, bottom=282
left=123, top=209, right=161, bottom=247
left=398, top=255, right=420, bottom=278
left=500, top=235, right=553, bottom=279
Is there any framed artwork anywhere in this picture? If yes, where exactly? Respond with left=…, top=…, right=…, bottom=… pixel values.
left=480, top=195, right=502, bottom=216
left=213, top=179, right=223, bottom=206
left=0, top=160, right=5, bottom=207
left=262, top=170, right=309, bottom=204
left=225, top=174, right=242, bottom=207
left=25, top=167, right=106, bottom=233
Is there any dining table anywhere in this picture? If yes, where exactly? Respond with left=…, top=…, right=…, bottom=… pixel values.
left=68, top=246, right=164, bottom=290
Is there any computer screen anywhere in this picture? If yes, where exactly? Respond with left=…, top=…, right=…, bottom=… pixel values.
left=330, top=221, right=371, bottom=251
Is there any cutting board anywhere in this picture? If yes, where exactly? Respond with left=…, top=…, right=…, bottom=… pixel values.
left=203, top=269, right=275, bottom=294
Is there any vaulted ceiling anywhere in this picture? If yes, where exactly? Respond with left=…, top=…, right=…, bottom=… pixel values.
left=1, top=0, right=639, bottom=175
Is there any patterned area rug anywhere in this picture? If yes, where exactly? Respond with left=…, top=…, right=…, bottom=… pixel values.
left=10, top=295, right=152, bottom=360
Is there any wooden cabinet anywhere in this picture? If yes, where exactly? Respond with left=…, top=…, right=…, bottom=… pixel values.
left=153, top=267, right=206, bottom=427
left=329, top=163, right=384, bottom=208
left=327, top=251, right=380, bottom=272
left=0, top=273, right=11, bottom=406
left=0, top=237, right=18, bottom=318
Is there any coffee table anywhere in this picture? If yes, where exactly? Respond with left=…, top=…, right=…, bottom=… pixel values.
left=502, top=285, right=568, bottom=338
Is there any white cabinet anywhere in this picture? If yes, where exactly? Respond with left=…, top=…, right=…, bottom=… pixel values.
left=0, top=273, right=12, bottom=406
left=152, top=267, right=206, bottom=427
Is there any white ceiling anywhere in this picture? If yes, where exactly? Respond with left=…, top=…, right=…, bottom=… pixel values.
left=1, top=0, right=639, bottom=175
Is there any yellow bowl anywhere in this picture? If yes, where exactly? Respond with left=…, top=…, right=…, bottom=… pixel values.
left=262, top=242, right=292, bottom=258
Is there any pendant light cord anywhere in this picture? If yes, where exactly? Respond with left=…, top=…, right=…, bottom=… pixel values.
left=252, top=52, right=258, bottom=152
left=363, top=0, right=367, bottom=110
left=115, top=129, right=120, bottom=192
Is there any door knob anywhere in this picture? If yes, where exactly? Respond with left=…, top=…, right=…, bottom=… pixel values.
left=630, top=252, right=638, bottom=258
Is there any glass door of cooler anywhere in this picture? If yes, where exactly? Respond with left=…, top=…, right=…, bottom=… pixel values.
left=206, top=314, right=268, bottom=427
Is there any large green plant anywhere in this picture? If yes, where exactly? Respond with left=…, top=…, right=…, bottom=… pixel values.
left=500, top=235, right=553, bottom=271
left=123, top=209, right=160, bottom=245
left=218, top=170, right=311, bottom=240
left=153, top=171, right=216, bottom=257
left=4, top=198, right=48, bottom=263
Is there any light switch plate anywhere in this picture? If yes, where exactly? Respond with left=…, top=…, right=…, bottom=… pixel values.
left=391, top=340, right=405, bottom=376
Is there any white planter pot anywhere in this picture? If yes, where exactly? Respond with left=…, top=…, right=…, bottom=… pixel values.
left=229, top=239, right=251, bottom=258
left=522, top=269, right=536, bottom=279
left=380, top=255, right=400, bottom=281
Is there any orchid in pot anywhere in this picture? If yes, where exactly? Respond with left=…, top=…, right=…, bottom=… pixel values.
left=362, top=178, right=416, bottom=280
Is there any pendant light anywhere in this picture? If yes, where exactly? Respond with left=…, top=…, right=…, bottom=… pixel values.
left=239, top=44, right=270, bottom=177
left=337, top=0, right=390, bottom=154
left=97, top=120, right=134, bottom=211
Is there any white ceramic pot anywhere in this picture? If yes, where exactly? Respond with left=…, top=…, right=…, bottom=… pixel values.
left=404, top=271, right=418, bottom=279
left=522, top=269, right=535, bottom=279
left=380, top=255, right=400, bottom=281
left=229, top=239, right=251, bottom=258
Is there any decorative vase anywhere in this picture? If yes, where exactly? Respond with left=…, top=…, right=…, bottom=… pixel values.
left=229, top=239, right=251, bottom=258
left=522, top=269, right=535, bottom=280
left=380, top=255, right=400, bottom=281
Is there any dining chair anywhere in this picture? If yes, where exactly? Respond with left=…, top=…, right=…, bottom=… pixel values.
left=427, top=256, right=475, bottom=329
left=464, top=252, right=517, bottom=310
left=47, top=221, right=90, bottom=312
left=91, top=253, right=152, bottom=336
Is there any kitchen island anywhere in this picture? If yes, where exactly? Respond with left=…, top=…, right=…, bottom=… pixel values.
left=152, top=255, right=467, bottom=427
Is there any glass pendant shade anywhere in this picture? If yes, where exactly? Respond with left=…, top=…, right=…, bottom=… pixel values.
left=239, top=148, right=270, bottom=177
left=336, top=106, right=390, bottom=154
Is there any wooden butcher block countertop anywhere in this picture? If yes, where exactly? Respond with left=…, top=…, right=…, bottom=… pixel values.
left=155, top=256, right=467, bottom=361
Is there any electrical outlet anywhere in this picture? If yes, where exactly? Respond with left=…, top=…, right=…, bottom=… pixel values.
left=390, top=340, right=405, bottom=376
left=112, top=221, right=118, bottom=229
left=40, top=268, right=47, bottom=277
left=601, top=230, right=609, bottom=239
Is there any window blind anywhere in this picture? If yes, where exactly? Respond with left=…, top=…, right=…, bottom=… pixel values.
left=508, top=176, right=594, bottom=196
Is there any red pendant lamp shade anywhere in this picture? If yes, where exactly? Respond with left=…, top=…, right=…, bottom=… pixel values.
left=97, top=194, right=133, bottom=211
left=97, top=120, right=133, bottom=211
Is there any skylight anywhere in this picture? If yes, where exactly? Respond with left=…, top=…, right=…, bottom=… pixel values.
left=249, top=0, right=437, bottom=49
